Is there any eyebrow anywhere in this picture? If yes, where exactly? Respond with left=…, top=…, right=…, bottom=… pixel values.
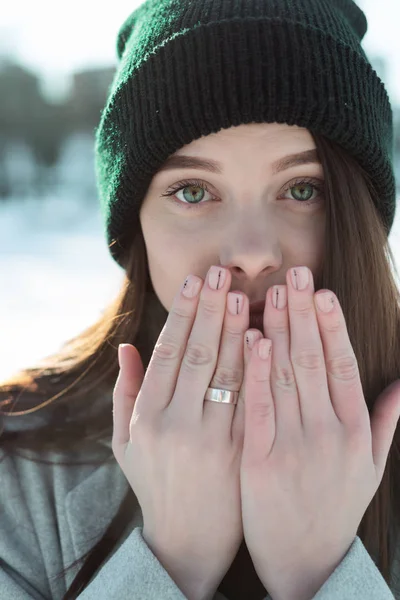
left=156, top=148, right=321, bottom=176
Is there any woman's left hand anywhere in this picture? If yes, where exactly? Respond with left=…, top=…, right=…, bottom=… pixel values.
left=240, top=266, right=400, bottom=600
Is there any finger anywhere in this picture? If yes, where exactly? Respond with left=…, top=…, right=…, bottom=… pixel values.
left=242, top=338, right=275, bottom=464
left=314, top=289, right=368, bottom=430
left=263, top=284, right=302, bottom=438
left=170, top=266, right=234, bottom=425
left=134, top=273, right=204, bottom=417
left=203, top=291, right=250, bottom=438
left=112, top=344, right=144, bottom=457
left=286, top=267, right=336, bottom=428
left=232, top=329, right=263, bottom=444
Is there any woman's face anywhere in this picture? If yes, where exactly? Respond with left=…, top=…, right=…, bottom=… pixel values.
left=139, top=122, right=326, bottom=323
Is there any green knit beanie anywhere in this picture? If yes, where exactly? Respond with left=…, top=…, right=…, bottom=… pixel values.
left=95, top=0, right=396, bottom=268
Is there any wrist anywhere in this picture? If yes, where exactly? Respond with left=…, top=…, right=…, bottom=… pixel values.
left=154, top=556, right=218, bottom=600
left=259, top=551, right=347, bottom=600
left=142, top=530, right=219, bottom=600
left=163, top=565, right=218, bottom=600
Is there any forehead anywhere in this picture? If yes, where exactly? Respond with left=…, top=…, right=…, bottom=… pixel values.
left=153, top=123, right=320, bottom=182
left=179, top=122, right=312, bottom=149
left=157, top=148, right=321, bottom=176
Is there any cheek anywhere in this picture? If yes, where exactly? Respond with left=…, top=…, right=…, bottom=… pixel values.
left=281, top=219, right=324, bottom=272
left=287, top=211, right=325, bottom=249
left=142, top=226, right=204, bottom=312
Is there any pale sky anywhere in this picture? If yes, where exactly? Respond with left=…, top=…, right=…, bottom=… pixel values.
left=1, top=0, right=400, bottom=104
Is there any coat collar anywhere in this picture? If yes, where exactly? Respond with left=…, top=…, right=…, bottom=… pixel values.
left=65, top=437, right=143, bottom=560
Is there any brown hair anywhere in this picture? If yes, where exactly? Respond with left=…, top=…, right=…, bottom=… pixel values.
left=1, top=133, right=400, bottom=599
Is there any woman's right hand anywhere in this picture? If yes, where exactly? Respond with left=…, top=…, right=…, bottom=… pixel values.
left=112, top=265, right=262, bottom=600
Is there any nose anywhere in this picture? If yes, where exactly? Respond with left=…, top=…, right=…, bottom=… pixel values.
left=218, top=210, right=281, bottom=292
left=230, top=264, right=273, bottom=282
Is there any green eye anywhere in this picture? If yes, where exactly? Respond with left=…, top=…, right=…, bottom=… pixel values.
left=290, top=183, right=315, bottom=202
left=162, top=177, right=324, bottom=210
left=181, top=185, right=207, bottom=204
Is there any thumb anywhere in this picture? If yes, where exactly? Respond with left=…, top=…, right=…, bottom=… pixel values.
left=370, top=379, right=400, bottom=480
left=112, top=344, right=145, bottom=454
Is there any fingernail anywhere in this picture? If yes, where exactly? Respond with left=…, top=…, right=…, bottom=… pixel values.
left=182, top=274, right=202, bottom=298
left=315, top=292, right=334, bottom=313
left=272, top=285, right=287, bottom=310
left=246, top=331, right=259, bottom=350
left=118, top=344, right=129, bottom=368
left=291, top=267, right=309, bottom=291
left=227, top=292, right=244, bottom=315
left=208, top=266, right=227, bottom=290
left=258, top=339, right=272, bottom=360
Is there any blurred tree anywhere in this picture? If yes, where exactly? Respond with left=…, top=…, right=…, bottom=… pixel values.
left=0, top=58, right=115, bottom=199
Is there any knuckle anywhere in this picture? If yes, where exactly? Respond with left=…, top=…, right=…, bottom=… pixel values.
left=272, top=363, right=297, bottom=391
left=253, top=369, right=271, bottom=384
left=326, top=353, right=359, bottom=381
left=290, top=303, right=311, bottom=318
left=320, top=314, right=342, bottom=332
left=212, top=365, right=243, bottom=389
left=292, top=349, right=325, bottom=371
left=224, top=326, right=244, bottom=342
left=184, top=342, right=215, bottom=368
left=172, top=304, right=194, bottom=323
left=267, top=321, right=288, bottom=335
left=250, top=401, right=274, bottom=421
left=153, top=340, right=181, bottom=363
left=200, top=298, right=221, bottom=319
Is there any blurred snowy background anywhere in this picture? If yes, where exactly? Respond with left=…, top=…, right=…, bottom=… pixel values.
left=0, top=0, right=400, bottom=381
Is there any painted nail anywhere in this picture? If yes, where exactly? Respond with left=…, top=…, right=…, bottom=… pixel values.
left=272, top=285, right=287, bottom=310
left=291, top=267, right=309, bottom=291
left=208, top=266, right=227, bottom=290
left=246, top=330, right=258, bottom=350
left=182, top=275, right=202, bottom=298
left=227, top=293, right=244, bottom=315
left=316, top=292, right=334, bottom=313
left=258, top=339, right=272, bottom=360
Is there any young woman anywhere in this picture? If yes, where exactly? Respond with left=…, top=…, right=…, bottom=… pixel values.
left=1, top=1, right=400, bottom=599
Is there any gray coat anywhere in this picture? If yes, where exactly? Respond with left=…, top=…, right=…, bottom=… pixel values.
left=0, top=432, right=399, bottom=599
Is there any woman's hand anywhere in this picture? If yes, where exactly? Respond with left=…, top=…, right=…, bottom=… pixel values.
left=240, top=266, right=400, bottom=600
left=112, top=266, right=251, bottom=600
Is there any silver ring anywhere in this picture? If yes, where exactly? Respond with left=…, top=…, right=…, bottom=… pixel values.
left=204, top=387, right=239, bottom=405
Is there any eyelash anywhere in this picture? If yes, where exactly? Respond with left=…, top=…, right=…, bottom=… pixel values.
left=161, top=177, right=325, bottom=210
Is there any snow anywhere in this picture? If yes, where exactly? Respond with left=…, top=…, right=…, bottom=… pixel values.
left=0, top=193, right=124, bottom=381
